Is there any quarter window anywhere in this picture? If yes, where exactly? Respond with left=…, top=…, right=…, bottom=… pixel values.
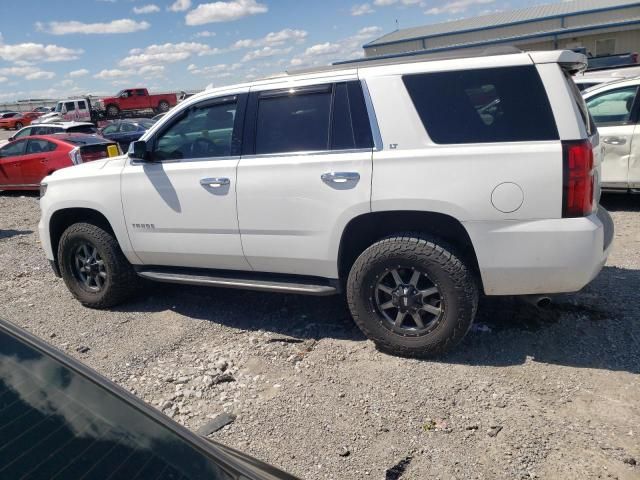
left=255, top=90, right=332, bottom=154
left=403, top=66, right=559, bottom=144
left=586, top=86, right=638, bottom=126
left=153, top=100, right=237, bottom=161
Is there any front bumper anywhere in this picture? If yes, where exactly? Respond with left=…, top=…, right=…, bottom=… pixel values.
left=464, top=208, right=613, bottom=296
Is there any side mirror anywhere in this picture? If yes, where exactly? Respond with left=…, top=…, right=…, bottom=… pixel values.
left=129, top=140, right=149, bottom=161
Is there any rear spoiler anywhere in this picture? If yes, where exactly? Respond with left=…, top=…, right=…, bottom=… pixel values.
left=529, top=50, right=588, bottom=74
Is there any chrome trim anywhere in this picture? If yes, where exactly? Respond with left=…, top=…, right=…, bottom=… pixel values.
left=0, top=183, right=40, bottom=188
left=360, top=79, right=383, bottom=151
left=241, top=148, right=371, bottom=160
left=321, top=171, right=360, bottom=184
left=129, top=155, right=240, bottom=166
left=137, top=270, right=337, bottom=296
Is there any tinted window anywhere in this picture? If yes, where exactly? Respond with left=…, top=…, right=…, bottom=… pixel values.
left=33, top=126, right=59, bottom=135
left=120, top=122, right=138, bottom=133
left=64, top=101, right=76, bottom=112
left=101, top=124, right=119, bottom=135
left=347, top=82, right=374, bottom=149
left=77, top=100, right=87, bottom=110
left=26, top=139, right=56, bottom=154
left=403, top=66, right=559, bottom=144
left=586, top=86, right=638, bottom=126
left=0, top=326, right=234, bottom=480
left=66, top=125, right=97, bottom=134
left=14, top=127, right=33, bottom=139
left=332, top=83, right=356, bottom=150
left=135, top=89, right=146, bottom=96
left=154, top=101, right=237, bottom=160
left=256, top=90, right=331, bottom=154
left=0, top=140, right=27, bottom=157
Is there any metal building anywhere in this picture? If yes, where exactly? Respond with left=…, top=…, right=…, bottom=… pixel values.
left=362, top=0, right=640, bottom=61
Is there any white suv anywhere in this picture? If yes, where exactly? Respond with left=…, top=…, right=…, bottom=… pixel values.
left=39, top=50, right=613, bottom=357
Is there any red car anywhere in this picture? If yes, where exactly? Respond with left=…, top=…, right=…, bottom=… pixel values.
left=0, top=112, right=42, bottom=130
left=0, top=134, right=119, bottom=190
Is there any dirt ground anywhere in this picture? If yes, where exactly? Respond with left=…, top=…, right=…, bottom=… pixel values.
left=0, top=191, right=638, bottom=480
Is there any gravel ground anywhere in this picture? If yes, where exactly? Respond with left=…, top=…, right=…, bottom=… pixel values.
left=0, top=191, right=638, bottom=480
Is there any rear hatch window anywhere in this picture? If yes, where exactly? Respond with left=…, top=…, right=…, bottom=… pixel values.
left=66, top=125, right=97, bottom=134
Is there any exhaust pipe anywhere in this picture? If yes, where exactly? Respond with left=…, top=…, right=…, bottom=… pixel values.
left=521, top=295, right=552, bottom=309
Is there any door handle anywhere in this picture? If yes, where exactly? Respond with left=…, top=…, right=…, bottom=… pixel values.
left=200, top=177, right=230, bottom=188
left=603, top=136, right=627, bottom=146
left=321, top=172, right=360, bottom=185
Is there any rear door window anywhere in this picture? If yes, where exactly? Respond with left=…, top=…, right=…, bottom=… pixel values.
left=403, top=66, right=559, bottom=144
left=26, top=139, right=56, bottom=154
left=64, top=102, right=76, bottom=112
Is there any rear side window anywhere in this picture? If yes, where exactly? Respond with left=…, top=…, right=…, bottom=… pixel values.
left=256, top=89, right=332, bottom=154
left=64, top=102, right=76, bottom=112
left=77, top=100, right=87, bottom=110
left=403, top=66, right=559, bottom=144
left=26, top=139, right=56, bottom=154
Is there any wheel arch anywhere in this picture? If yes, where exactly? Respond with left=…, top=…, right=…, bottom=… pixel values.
left=337, top=210, right=482, bottom=290
left=49, top=208, right=117, bottom=268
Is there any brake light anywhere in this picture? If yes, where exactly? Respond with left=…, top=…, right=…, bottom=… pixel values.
left=562, top=140, right=594, bottom=218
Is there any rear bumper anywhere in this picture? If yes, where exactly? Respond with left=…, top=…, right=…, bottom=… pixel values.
left=464, top=208, right=613, bottom=296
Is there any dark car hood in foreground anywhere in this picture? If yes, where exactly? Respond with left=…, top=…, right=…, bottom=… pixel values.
left=0, top=319, right=299, bottom=480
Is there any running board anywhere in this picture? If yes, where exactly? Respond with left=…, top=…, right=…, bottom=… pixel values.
left=136, top=268, right=338, bottom=296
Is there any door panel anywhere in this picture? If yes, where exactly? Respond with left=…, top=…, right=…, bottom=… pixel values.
left=0, top=140, right=27, bottom=186
left=237, top=152, right=372, bottom=278
left=121, top=92, right=249, bottom=270
left=598, top=125, right=633, bottom=187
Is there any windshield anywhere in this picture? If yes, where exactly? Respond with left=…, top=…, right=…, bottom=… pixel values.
left=54, top=102, right=63, bottom=113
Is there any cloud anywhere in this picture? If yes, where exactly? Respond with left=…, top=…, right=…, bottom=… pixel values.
left=0, top=36, right=82, bottom=62
left=0, top=65, right=56, bottom=81
left=119, top=42, right=221, bottom=68
left=168, top=0, right=191, bottom=12
left=94, top=68, right=132, bottom=79
left=232, top=28, right=307, bottom=49
left=242, top=46, right=292, bottom=62
left=303, top=42, right=342, bottom=57
left=374, top=0, right=423, bottom=5
left=94, top=65, right=165, bottom=80
left=37, top=19, right=150, bottom=35
left=133, top=4, right=160, bottom=14
left=351, top=3, right=374, bottom=15
left=68, top=68, right=89, bottom=77
left=0, top=76, right=7, bottom=83
left=187, top=62, right=241, bottom=77
left=194, top=30, right=217, bottom=37
left=425, top=0, right=494, bottom=15
left=185, top=0, right=267, bottom=25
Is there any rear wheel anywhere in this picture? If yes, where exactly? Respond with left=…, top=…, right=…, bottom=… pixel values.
left=58, top=223, right=139, bottom=309
left=106, top=104, right=120, bottom=117
left=14, top=122, right=23, bottom=130
left=347, top=233, right=478, bottom=357
left=157, top=101, right=170, bottom=112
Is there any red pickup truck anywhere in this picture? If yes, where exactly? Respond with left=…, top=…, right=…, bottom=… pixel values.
left=96, top=88, right=178, bottom=117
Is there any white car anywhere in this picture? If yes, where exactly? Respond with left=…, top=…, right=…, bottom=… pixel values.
left=5, top=122, right=97, bottom=143
left=33, top=98, right=92, bottom=124
left=38, top=50, right=613, bottom=357
left=583, top=77, right=640, bottom=192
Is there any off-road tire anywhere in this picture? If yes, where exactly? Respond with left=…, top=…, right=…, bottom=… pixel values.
left=58, top=222, right=138, bottom=309
left=347, top=233, right=479, bottom=358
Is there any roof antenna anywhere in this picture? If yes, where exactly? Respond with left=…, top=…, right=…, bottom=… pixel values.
left=395, top=19, right=399, bottom=31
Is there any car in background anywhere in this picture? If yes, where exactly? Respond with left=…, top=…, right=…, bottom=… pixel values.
left=0, top=111, right=42, bottom=130
left=574, top=76, right=617, bottom=91
left=32, top=106, right=53, bottom=113
left=33, top=98, right=92, bottom=124
left=583, top=77, right=640, bottom=192
left=152, top=111, right=167, bottom=121
left=0, top=134, right=120, bottom=191
left=0, top=112, right=20, bottom=122
left=7, top=121, right=98, bottom=143
left=0, top=318, right=298, bottom=479
left=95, top=88, right=178, bottom=117
left=99, top=118, right=156, bottom=150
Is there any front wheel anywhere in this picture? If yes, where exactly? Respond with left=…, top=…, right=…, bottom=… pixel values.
left=58, top=223, right=139, bottom=309
left=347, top=234, right=478, bottom=358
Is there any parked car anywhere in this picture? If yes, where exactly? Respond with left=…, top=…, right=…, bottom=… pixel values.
left=94, top=88, right=178, bottom=117
left=7, top=121, right=98, bottom=142
left=583, top=77, right=640, bottom=192
left=99, top=118, right=156, bottom=150
left=32, top=106, right=54, bottom=113
left=0, top=111, right=42, bottom=130
left=0, top=112, right=20, bottom=121
left=0, top=134, right=119, bottom=191
left=152, top=111, right=168, bottom=121
left=0, top=318, right=298, bottom=480
left=33, top=98, right=92, bottom=124
left=38, top=50, right=613, bottom=358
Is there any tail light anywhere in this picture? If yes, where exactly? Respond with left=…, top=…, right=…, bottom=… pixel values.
left=68, top=147, right=82, bottom=165
left=562, top=140, right=594, bottom=218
